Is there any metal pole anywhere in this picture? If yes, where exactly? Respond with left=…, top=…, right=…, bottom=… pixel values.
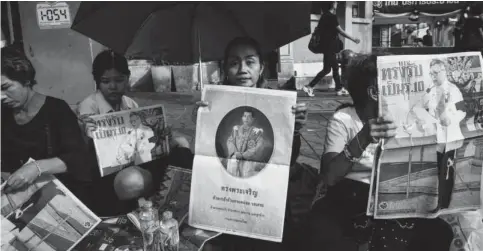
left=7, top=1, right=15, bottom=44
left=198, top=28, right=203, bottom=90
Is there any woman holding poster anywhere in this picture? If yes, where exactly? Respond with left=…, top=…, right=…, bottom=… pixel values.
left=195, top=36, right=308, bottom=250
left=77, top=50, right=193, bottom=216
left=307, top=54, right=454, bottom=251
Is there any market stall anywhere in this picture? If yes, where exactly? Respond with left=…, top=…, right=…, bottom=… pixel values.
left=372, top=1, right=468, bottom=54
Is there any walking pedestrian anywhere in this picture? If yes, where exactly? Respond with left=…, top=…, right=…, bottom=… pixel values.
left=303, top=1, right=360, bottom=97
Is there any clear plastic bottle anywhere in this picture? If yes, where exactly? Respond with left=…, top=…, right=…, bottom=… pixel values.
left=159, top=211, right=179, bottom=251
left=138, top=200, right=162, bottom=251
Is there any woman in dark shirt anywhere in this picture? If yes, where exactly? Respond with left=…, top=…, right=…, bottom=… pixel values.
left=303, top=1, right=360, bottom=97
left=1, top=46, right=88, bottom=194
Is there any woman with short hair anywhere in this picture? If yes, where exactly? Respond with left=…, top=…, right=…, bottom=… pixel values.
left=1, top=45, right=88, bottom=194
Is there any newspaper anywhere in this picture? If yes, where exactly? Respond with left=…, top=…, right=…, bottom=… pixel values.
left=90, top=104, right=170, bottom=177
left=73, top=166, right=221, bottom=251
left=1, top=166, right=101, bottom=251
left=371, top=52, right=483, bottom=219
left=189, top=85, right=297, bottom=242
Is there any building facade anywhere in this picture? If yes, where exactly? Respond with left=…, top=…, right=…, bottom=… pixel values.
left=3, top=1, right=373, bottom=105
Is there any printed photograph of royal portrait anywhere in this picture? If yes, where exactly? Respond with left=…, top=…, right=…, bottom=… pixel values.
left=116, top=107, right=169, bottom=165
left=215, top=106, right=274, bottom=178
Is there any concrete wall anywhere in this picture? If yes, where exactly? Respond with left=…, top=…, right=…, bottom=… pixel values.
left=344, top=2, right=373, bottom=54
left=18, top=1, right=104, bottom=105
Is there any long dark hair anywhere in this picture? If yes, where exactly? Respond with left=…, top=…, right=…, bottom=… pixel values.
left=222, top=37, right=266, bottom=88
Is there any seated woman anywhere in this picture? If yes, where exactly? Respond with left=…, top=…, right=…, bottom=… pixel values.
left=1, top=46, right=88, bottom=195
left=196, top=37, right=308, bottom=250
left=307, top=54, right=454, bottom=251
left=77, top=50, right=193, bottom=216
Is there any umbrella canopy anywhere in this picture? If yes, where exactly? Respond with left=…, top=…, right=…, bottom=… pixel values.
left=72, top=2, right=311, bottom=63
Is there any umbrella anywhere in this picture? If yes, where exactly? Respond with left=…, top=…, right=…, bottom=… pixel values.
left=72, top=2, right=311, bottom=63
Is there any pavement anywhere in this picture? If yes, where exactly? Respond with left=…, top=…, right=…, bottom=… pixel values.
left=128, top=89, right=352, bottom=170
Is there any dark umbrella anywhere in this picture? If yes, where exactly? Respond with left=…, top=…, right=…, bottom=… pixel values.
left=71, top=2, right=311, bottom=63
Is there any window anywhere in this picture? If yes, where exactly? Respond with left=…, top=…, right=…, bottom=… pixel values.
left=352, top=2, right=366, bottom=18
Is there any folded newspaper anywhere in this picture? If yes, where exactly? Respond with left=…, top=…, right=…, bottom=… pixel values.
left=90, top=104, right=170, bottom=177
left=369, top=52, right=483, bottom=219
left=73, top=166, right=221, bottom=251
left=1, top=163, right=101, bottom=251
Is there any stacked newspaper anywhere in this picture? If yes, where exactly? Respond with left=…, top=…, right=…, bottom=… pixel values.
left=1, top=167, right=101, bottom=251
left=368, top=52, right=483, bottom=219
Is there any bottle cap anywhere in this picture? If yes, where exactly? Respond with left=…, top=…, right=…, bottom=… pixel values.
left=141, top=200, right=153, bottom=208
left=162, top=211, right=173, bottom=219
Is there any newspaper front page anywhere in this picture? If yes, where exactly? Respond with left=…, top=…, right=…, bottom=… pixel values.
left=1, top=170, right=101, bottom=251
left=189, top=85, right=296, bottom=242
left=90, top=104, right=170, bottom=177
left=372, top=52, right=483, bottom=219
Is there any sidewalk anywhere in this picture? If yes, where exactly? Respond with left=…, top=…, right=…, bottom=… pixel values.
left=129, top=90, right=352, bottom=170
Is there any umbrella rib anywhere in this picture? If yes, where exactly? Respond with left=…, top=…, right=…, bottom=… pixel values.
left=125, top=12, right=157, bottom=56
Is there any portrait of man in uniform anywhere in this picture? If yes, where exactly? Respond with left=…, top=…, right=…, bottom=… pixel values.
left=216, top=106, right=274, bottom=178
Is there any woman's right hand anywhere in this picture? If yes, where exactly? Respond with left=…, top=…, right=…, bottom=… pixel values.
left=192, top=101, right=209, bottom=122
left=78, top=114, right=98, bottom=138
left=367, top=115, right=397, bottom=142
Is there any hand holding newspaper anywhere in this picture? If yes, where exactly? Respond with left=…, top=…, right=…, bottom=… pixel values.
left=1, top=160, right=101, bottom=251
left=369, top=52, right=483, bottom=219
left=90, top=104, right=170, bottom=177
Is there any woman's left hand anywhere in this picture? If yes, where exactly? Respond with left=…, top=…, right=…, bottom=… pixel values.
left=292, top=103, right=308, bottom=134
left=4, top=162, right=40, bottom=193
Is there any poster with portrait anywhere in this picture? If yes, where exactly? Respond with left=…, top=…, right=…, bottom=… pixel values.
left=373, top=52, right=483, bottom=219
left=90, top=104, right=169, bottom=177
left=188, top=85, right=296, bottom=242
left=1, top=173, right=101, bottom=251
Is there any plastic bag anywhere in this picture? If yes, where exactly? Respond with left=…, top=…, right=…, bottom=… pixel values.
left=441, top=210, right=483, bottom=251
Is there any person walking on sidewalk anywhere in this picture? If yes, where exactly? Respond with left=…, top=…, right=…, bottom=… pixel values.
left=303, top=1, right=360, bottom=97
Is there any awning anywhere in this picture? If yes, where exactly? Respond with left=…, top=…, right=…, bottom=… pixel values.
left=374, top=9, right=461, bottom=25
left=373, top=1, right=466, bottom=25
left=373, top=1, right=466, bottom=14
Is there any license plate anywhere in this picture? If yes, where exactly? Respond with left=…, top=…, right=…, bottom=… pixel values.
left=36, top=2, right=71, bottom=30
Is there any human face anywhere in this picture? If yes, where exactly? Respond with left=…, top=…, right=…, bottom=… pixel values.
left=242, top=111, right=254, bottom=126
left=130, top=114, right=141, bottom=128
left=226, top=44, right=264, bottom=88
left=430, top=64, right=447, bottom=86
left=1, top=75, right=31, bottom=109
left=98, top=68, right=129, bottom=104
left=332, top=2, right=338, bottom=10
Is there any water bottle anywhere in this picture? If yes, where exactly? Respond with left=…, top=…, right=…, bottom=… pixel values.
left=159, top=211, right=179, bottom=251
left=138, top=200, right=162, bottom=251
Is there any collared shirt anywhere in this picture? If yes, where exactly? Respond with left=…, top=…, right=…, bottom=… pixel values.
left=77, top=91, right=138, bottom=115
left=324, top=106, right=378, bottom=184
